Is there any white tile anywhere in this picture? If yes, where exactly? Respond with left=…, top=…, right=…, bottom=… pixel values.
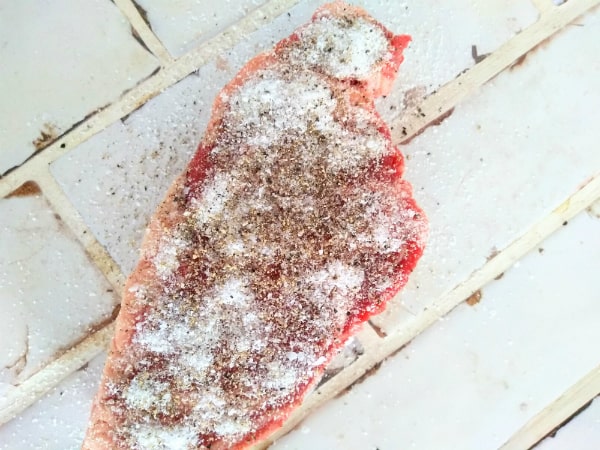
left=135, top=0, right=537, bottom=68
left=134, top=0, right=270, bottom=57
left=0, top=0, right=158, bottom=174
left=0, top=193, right=116, bottom=388
left=537, top=397, right=600, bottom=450
left=374, top=7, right=600, bottom=326
left=0, top=353, right=106, bottom=450
left=272, top=211, right=600, bottom=450
left=50, top=0, right=539, bottom=276
left=350, top=0, right=539, bottom=114
left=50, top=73, right=221, bottom=274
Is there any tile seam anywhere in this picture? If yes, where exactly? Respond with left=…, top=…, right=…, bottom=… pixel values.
left=0, top=323, right=114, bottom=426
left=112, top=0, right=174, bottom=65
left=0, top=0, right=302, bottom=193
left=1, top=0, right=598, bottom=437
left=500, top=364, right=600, bottom=450
left=530, top=0, right=554, bottom=13
left=259, top=173, right=600, bottom=447
left=390, top=0, right=600, bottom=145
left=35, top=170, right=127, bottom=291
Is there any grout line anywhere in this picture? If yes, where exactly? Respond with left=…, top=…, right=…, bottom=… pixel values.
left=3, top=0, right=595, bottom=197
left=113, top=0, right=174, bottom=65
left=0, top=323, right=114, bottom=426
left=252, top=333, right=385, bottom=450
left=0, top=0, right=302, bottom=190
left=257, top=174, right=600, bottom=448
left=1, top=0, right=597, bottom=436
left=390, top=0, right=600, bottom=144
left=499, top=364, right=600, bottom=450
left=36, top=170, right=127, bottom=291
left=383, top=174, right=600, bottom=347
left=0, top=163, right=44, bottom=199
left=530, top=0, right=554, bottom=13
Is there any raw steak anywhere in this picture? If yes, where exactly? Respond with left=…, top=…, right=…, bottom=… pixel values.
left=83, top=2, right=427, bottom=449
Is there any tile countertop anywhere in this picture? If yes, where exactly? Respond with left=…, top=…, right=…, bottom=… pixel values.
left=0, top=0, right=599, bottom=449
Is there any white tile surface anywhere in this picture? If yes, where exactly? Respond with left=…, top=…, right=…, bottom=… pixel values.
left=0, top=193, right=116, bottom=392
left=272, top=211, right=600, bottom=450
left=537, top=397, right=600, bottom=450
left=134, top=0, right=270, bottom=57
left=50, top=73, right=221, bottom=274
left=0, top=0, right=158, bottom=174
left=0, top=353, right=106, bottom=450
left=50, top=0, right=539, bottom=276
left=374, top=7, right=600, bottom=328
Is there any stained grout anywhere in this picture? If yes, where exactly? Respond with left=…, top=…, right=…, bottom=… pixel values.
left=0, top=0, right=303, bottom=195
left=1, top=0, right=599, bottom=443
left=112, top=0, right=174, bottom=66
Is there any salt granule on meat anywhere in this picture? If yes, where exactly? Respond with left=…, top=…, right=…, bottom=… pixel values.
left=83, top=2, right=428, bottom=449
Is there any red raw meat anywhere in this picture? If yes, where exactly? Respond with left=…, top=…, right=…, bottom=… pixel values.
left=83, top=2, right=427, bottom=449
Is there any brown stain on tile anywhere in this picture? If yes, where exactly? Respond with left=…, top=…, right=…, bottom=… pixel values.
left=388, top=340, right=413, bottom=359
left=47, top=305, right=120, bottom=366
left=5, top=181, right=42, bottom=198
left=487, top=246, right=500, bottom=261
left=509, top=32, right=559, bottom=71
left=334, top=341, right=413, bottom=398
left=587, top=204, right=600, bottom=219
left=130, top=26, right=152, bottom=54
left=32, top=123, right=58, bottom=151
left=466, top=290, right=482, bottom=306
left=132, top=1, right=151, bottom=28
left=368, top=320, right=387, bottom=338
left=494, top=272, right=505, bottom=281
left=400, top=107, right=455, bottom=145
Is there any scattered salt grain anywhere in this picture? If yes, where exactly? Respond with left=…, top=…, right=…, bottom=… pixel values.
left=130, top=424, right=197, bottom=450
left=124, top=375, right=171, bottom=413
left=293, top=16, right=390, bottom=79
left=192, top=172, right=232, bottom=226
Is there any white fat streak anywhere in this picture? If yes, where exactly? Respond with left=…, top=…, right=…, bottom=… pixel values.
left=296, top=16, right=390, bottom=79
left=130, top=424, right=197, bottom=450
